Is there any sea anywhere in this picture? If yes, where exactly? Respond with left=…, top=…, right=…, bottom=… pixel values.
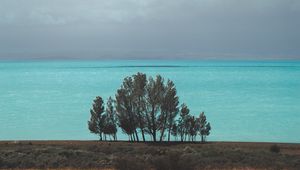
left=0, top=60, right=299, bottom=143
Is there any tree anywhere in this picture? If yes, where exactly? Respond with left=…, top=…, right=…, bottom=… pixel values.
left=115, top=77, right=139, bottom=142
left=159, top=80, right=179, bottom=142
left=145, top=75, right=165, bottom=142
left=171, top=123, right=178, bottom=141
left=103, top=97, right=118, bottom=141
left=178, top=103, right=190, bottom=142
left=199, top=112, right=211, bottom=142
left=132, top=72, right=147, bottom=142
left=88, top=96, right=105, bottom=141
left=188, top=116, right=198, bottom=142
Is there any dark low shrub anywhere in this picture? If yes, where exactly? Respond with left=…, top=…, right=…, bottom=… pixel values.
left=270, top=144, right=280, bottom=153
left=114, top=156, right=148, bottom=170
left=151, top=151, right=196, bottom=170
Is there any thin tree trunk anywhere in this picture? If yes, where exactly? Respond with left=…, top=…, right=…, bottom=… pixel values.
left=180, top=132, right=184, bottom=142
left=137, top=98, right=145, bottom=142
left=141, top=129, right=146, bottom=142
left=153, top=130, right=156, bottom=142
left=159, top=129, right=164, bottom=142
left=135, top=130, right=139, bottom=142
left=151, top=106, right=156, bottom=142
left=132, top=133, right=136, bottom=142
left=167, top=122, right=172, bottom=142
left=159, top=112, right=168, bottom=142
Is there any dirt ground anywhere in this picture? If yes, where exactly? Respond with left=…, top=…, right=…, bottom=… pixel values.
left=0, top=141, right=299, bottom=170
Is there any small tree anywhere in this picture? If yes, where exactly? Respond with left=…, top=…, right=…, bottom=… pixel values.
left=88, top=96, right=105, bottom=141
left=199, top=112, right=211, bottom=142
left=178, top=104, right=190, bottom=142
left=171, top=123, right=178, bottom=141
left=188, top=116, right=198, bottom=142
left=103, top=97, right=118, bottom=141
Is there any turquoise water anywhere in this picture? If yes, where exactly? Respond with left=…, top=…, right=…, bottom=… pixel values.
left=0, top=60, right=299, bottom=143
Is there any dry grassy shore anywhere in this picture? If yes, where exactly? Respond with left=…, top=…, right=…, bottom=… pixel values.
left=0, top=141, right=299, bottom=170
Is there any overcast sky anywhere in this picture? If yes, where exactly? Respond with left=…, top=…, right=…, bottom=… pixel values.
left=0, top=0, right=299, bottom=60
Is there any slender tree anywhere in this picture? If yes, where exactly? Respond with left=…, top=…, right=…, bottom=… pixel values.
left=159, top=80, right=179, bottom=142
left=188, top=116, right=198, bottom=142
left=103, top=97, right=118, bottom=141
left=145, top=75, right=165, bottom=142
left=199, top=112, right=211, bottom=142
left=132, top=72, right=147, bottom=142
left=178, top=103, right=190, bottom=142
left=88, top=96, right=105, bottom=141
left=171, top=123, right=178, bottom=141
left=115, top=77, right=139, bottom=142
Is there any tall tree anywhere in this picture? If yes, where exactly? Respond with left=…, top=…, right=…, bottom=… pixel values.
left=199, top=112, right=211, bottom=142
left=132, top=72, right=147, bottom=142
left=145, top=75, right=165, bottom=142
left=159, top=80, right=179, bottom=142
left=115, top=77, right=139, bottom=142
left=88, top=96, right=105, bottom=141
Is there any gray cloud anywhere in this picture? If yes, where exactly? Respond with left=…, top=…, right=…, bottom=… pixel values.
left=0, top=0, right=299, bottom=59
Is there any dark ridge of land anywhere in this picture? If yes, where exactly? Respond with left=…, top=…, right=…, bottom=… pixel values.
left=65, top=65, right=300, bottom=69
left=0, top=141, right=300, bottom=170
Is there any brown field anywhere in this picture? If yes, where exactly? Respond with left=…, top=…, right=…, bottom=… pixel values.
left=0, top=141, right=300, bottom=170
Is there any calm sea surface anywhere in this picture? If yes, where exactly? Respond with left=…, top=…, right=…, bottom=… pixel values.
left=0, top=60, right=299, bottom=143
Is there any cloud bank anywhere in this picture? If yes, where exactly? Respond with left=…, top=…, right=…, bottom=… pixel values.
left=0, top=0, right=299, bottom=59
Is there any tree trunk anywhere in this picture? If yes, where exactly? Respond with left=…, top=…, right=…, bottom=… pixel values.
left=99, top=133, right=102, bottom=141
left=159, top=129, right=165, bottom=142
left=167, top=122, right=172, bottom=142
left=153, top=130, right=156, bottom=142
left=180, top=132, right=184, bottom=142
left=159, top=112, right=168, bottom=142
left=167, top=128, right=171, bottom=142
left=141, top=129, right=146, bottom=142
left=132, top=133, right=136, bottom=142
left=135, top=130, right=139, bottom=142
left=151, top=106, right=156, bottom=142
